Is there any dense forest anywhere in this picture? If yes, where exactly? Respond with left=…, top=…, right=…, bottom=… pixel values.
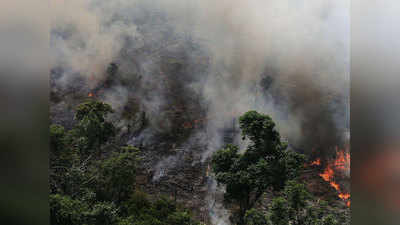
left=50, top=101, right=200, bottom=225
left=49, top=1, right=350, bottom=223
left=50, top=101, right=348, bottom=224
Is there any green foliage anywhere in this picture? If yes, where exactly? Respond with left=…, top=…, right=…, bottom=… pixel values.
left=269, top=197, right=290, bottom=225
left=266, top=181, right=343, bottom=225
left=284, top=180, right=310, bottom=213
left=210, top=111, right=343, bottom=225
left=166, top=211, right=197, bottom=225
left=282, top=181, right=311, bottom=225
left=211, top=111, right=305, bottom=223
left=62, top=165, right=90, bottom=196
left=211, top=144, right=239, bottom=174
left=50, top=194, right=89, bottom=225
left=244, top=208, right=269, bottom=225
left=239, top=111, right=281, bottom=153
left=281, top=151, right=306, bottom=184
left=95, top=146, right=140, bottom=202
left=50, top=124, right=65, bottom=153
left=50, top=100, right=199, bottom=225
left=87, top=202, right=119, bottom=225
left=151, top=196, right=178, bottom=219
left=74, top=100, right=115, bottom=152
left=309, top=200, right=329, bottom=222
left=50, top=194, right=120, bottom=225
left=119, top=193, right=200, bottom=225
left=124, top=191, right=152, bottom=216
left=320, top=214, right=338, bottom=225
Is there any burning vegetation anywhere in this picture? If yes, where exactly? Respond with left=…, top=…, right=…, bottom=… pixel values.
left=51, top=57, right=350, bottom=224
left=50, top=0, right=349, bottom=224
left=309, top=146, right=351, bottom=207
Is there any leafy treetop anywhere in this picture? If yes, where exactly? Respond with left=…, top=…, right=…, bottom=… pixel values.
left=74, top=100, right=115, bottom=151
left=211, top=111, right=305, bottom=224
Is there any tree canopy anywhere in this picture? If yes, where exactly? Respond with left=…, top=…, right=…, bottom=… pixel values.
left=74, top=100, right=115, bottom=152
left=211, top=111, right=305, bottom=224
left=50, top=100, right=200, bottom=225
left=211, top=111, right=347, bottom=225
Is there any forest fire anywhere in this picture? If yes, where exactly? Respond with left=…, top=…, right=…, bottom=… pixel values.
left=310, top=158, right=321, bottom=166
left=48, top=0, right=350, bottom=223
left=339, top=193, right=350, bottom=200
left=333, top=148, right=350, bottom=171
left=312, top=147, right=350, bottom=207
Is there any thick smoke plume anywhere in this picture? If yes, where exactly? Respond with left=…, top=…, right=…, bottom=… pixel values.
left=51, top=0, right=349, bottom=224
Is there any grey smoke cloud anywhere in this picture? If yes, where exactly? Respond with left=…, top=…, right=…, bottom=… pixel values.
left=168, top=0, right=350, bottom=156
left=51, top=0, right=349, bottom=224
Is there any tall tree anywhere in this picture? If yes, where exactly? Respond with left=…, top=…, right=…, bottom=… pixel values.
left=50, top=100, right=200, bottom=225
left=74, top=100, right=115, bottom=154
left=211, top=111, right=305, bottom=224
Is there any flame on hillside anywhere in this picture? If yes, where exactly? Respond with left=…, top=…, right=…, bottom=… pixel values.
left=312, top=147, right=350, bottom=207
left=310, top=158, right=321, bottom=166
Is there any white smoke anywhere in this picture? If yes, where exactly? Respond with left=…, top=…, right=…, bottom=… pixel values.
left=51, top=0, right=349, bottom=224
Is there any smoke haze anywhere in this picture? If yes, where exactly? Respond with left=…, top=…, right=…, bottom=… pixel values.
left=50, top=0, right=349, bottom=224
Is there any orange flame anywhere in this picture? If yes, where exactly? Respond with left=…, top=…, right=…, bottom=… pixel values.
left=339, top=193, right=350, bottom=200
left=88, top=92, right=93, bottom=97
left=318, top=147, right=350, bottom=207
left=333, top=147, right=350, bottom=171
left=310, top=158, right=321, bottom=166
left=320, top=166, right=334, bottom=182
left=330, top=180, right=340, bottom=192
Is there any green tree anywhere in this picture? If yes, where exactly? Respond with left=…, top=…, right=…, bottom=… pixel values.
left=50, top=124, right=81, bottom=194
left=123, top=191, right=152, bottom=217
left=50, top=193, right=120, bottom=225
left=74, top=100, right=115, bottom=153
left=267, top=181, right=342, bottom=225
left=50, top=124, right=65, bottom=153
left=50, top=100, right=200, bottom=225
left=121, top=194, right=200, bottom=225
left=244, top=208, right=269, bottom=225
left=211, top=111, right=305, bottom=224
left=94, top=146, right=140, bottom=203
left=301, top=200, right=329, bottom=225
left=50, top=194, right=89, bottom=225
left=284, top=180, right=311, bottom=224
left=166, top=211, right=198, bottom=225
left=86, top=201, right=119, bottom=225
left=320, top=214, right=338, bottom=225
left=269, top=197, right=290, bottom=225
left=51, top=101, right=117, bottom=195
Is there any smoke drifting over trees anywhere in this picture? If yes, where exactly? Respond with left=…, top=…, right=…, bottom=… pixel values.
left=51, top=0, right=348, bottom=152
left=50, top=0, right=349, bottom=224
